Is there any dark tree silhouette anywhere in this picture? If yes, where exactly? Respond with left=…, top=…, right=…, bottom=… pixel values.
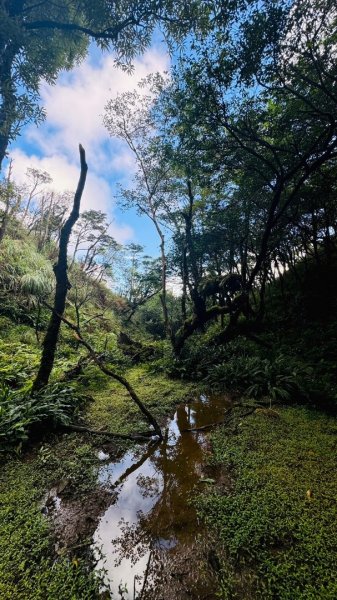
left=32, top=144, right=87, bottom=392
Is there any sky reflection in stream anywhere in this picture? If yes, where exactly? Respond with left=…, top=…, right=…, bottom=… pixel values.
left=93, top=394, right=229, bottom=599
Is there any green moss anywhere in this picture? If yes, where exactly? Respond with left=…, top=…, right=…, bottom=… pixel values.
left=0, top=458, right=100, bottom=599
left=196, top=407, right=337, bottom=599
left=82, top=364, right=196, bottom=434
left=35, top=434, right=100, bottom=498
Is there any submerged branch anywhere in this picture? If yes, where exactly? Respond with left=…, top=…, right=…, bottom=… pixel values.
left=62, top=424, right=157, bottom=442
left=182, top=420, right=228, bottom=432
left=183, top=406, right=258, bottom=432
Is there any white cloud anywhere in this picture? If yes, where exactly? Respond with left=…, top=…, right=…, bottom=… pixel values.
left=10, top=46, right=170, bottom=244
left=10, top=148, right=133, bottom=244
left=26, top=48, right=169, bottom=173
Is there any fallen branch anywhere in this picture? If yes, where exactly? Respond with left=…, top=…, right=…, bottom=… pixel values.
left=43, top=301, right=163, bottom=440
left=62, top=424, right=158, bottom=442
left=182, top=406, right=257, bottom=432
left=173, top=303, right=232, bottom=355
left=182, top=420, right=227, bottom=432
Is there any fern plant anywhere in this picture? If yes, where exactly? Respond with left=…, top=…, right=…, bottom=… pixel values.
left=245, top=355, right=311, bottom=403
left=0, top=383, right=86, bottom=452
left=0, top=238, right=53, bottom=308
left=208, top=354, right=311, bottom=404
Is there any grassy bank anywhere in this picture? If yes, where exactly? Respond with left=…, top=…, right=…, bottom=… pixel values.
left=196, top=405, right=337, bottom=599
left=0, top=366, right=194, bottom=599
left=0, top=456, right=100, bottom=600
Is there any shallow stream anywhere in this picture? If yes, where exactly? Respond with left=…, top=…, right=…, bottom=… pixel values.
left=93, top=393, right=231, bottom=599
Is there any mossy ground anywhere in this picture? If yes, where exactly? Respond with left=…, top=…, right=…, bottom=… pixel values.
left=82, top=363, right=196, bottom=433
left=0, top=455, right=100, bottom=599
left=196, top=405, right=337, bottom=599
left=2, top=319, right=337, bottom=599
left=0, top=364, right=194, bottom=599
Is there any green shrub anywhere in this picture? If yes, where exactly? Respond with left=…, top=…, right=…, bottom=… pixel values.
left=245, top=355, right=312, bottom=402
left=0, top=383, right=86, bottom=452
left=207, top=354, right=312, bottom=403
left=0, top=340, right=42, bottom=391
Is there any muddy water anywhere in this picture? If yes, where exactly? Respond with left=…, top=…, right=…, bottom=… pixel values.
left=93, top=394, right=230, bottom=599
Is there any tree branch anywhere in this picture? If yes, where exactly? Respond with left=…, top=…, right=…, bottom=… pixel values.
left=42, top=301, right=163, bottom=439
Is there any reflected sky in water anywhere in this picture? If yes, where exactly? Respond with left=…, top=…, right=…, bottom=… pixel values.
left=93, top=394, right=230, bottom=599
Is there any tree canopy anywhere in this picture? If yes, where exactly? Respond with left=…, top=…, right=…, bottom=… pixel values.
left=99, top=0, right=337, bottom=353
left=0, top=0, right=215, bottom=169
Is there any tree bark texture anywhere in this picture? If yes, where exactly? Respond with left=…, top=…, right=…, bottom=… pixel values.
left=32, top=145, right=88, bottom=392
left=0, top=42, right=18, bottom=171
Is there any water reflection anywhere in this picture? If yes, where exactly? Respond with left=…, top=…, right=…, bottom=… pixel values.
left=93, top=394, right=230, bottom=599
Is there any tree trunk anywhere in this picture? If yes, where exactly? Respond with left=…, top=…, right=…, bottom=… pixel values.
left=0, top=160, right=14, bottom=244
left=0, top=36, right=19, bottom=171
left=150, top=211, right=170, bottom=339
left=0, top=202, right=9, bottom=244
left=32, top=145, right=88, bottom=392
left=158, top=229, right=170, bottom=337
left=185, top=180, right=206, bottom=321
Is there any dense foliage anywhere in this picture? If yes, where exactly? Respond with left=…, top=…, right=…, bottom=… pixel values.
left=99, top=0, right=337, bottom=364
left=0, top=383, right=86, bottom=451
left=1, top=2, right=337, bottom=598
left=0, top=0, right=214, bottom=167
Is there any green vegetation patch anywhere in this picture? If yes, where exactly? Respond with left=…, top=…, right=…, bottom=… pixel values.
left=0, top=338, right=41, bottom=391
left=0, top=365, right=195, bottom=598
left=82, top=364, right=196, bottom=434
left=0, top=457, right=99, bottom=600
left=0, top=383, right=89, bottom=453
left=196, top=407, right=337, bottom=599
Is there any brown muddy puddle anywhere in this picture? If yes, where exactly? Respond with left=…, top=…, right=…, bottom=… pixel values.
left=93, top=393, right=231, bottom=599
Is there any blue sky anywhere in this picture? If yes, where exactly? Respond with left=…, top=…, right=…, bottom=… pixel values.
left=10, top=43, right=170, bottom=257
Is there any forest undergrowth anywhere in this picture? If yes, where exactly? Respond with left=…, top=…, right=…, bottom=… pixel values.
left=1, top=253, right=337, bottom=598
left=1, top=1, right=337, bottom=597
left=1, top=186, right=337, bottom=600
left=0, top=356, right=194, bottom=599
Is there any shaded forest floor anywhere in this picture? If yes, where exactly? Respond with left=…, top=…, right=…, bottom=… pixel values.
left=1, top=369, right=337, bottom=598
left=1, top=255, right=337, bottom=599
left=0, top=367, right=196, bottom=599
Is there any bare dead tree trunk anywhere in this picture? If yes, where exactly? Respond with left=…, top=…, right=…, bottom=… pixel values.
left=32, top=145, right=88, bottom=393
